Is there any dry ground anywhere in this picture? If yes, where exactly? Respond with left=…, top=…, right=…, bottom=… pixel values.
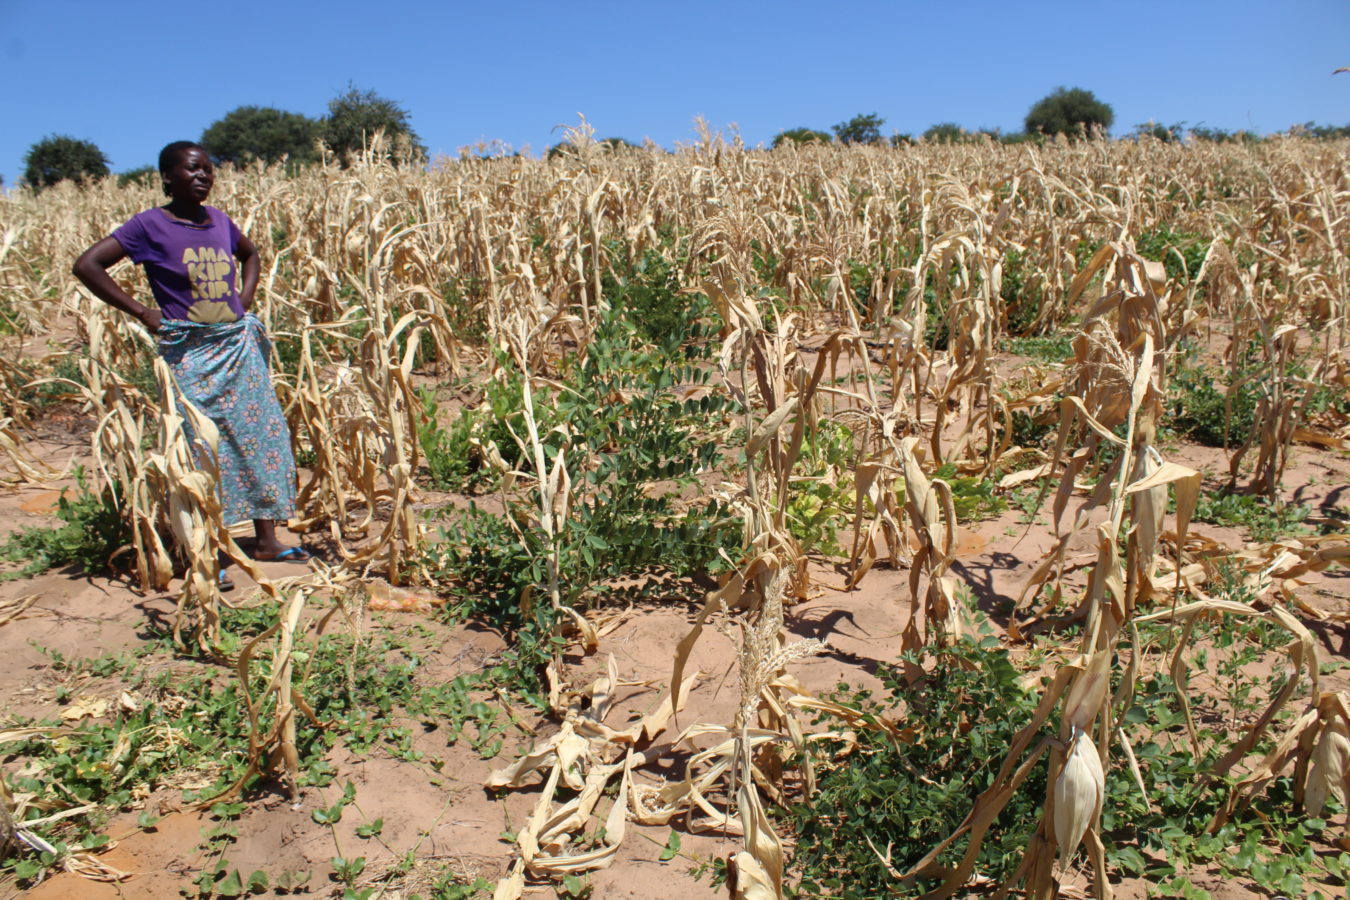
left=3, top=424, right=1349, bottom=899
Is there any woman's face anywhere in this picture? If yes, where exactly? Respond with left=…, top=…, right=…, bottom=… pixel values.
left=162, top=147, right=214, bottom=203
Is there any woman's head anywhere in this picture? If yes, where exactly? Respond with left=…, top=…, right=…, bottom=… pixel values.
left=158, top=141, right=213, bottom=201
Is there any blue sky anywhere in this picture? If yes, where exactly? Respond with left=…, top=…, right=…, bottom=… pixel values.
left=1, top=0, right=1346, bottom=184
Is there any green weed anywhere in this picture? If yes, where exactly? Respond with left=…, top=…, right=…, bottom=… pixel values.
left=1003, top=333, right=1073, bottom=363
left=0, top=466, right=130, bottom=580
left=1136, top=226, right=1211, bottom=282
left=0, top=603, right=522, bottom=888
left=412, top=870, right=492, bottom=898
left=422, top=296, right=738, bottom=669
left=784, top=638, right=1044, bottom=897
left=1001, top=249, right=1044, bottom=335
left=786, top=422, right=855, bottom=558
left=1193, top=492, right=1311, bottom=542
left=1107, top=665, right=1338, bottom=896
left=934, top=463, right=1008, bottom=522
left=15, top=351, right=157, bottom=414
left=417, top=372, right=530, bottom=493
left=1167, top=361, right=1258, bottom=448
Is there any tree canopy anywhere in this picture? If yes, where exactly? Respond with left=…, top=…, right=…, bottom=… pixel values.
left=23, top=135, right=110, bottom=190
left=833, top=113, right=886, bottom=146
left=323, top=85, right=425, bottom=164
left=1024, top=87, right=1114, bottom=138
left=201, top=106, right=320, bottom=166
left=771, top=127, right=832, bottom=148
left=116, top=166, right=157, bottom=188
left=922, top=122, right=972, bottom=144
left=546, top=137, right=639, bottom=160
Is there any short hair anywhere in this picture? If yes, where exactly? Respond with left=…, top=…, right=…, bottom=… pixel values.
left=158, top=141, right=204, bottom=174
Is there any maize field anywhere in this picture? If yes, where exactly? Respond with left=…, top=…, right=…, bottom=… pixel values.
left=0, top=126, right=1349, bottom=898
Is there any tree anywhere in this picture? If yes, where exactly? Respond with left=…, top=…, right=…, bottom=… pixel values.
left=922, top=122, right=971, bottom=144
left=117, top=165, right=157, bottom=188
left=322, top=85, right=425, bottom=164
left=833, top=113, right=885, bottom=146
left=1131, top=120, right=1185, bottom=143
left=546, top=137, right=637, bottom=160
left=1189, top=125, right=1262, bottom=144
left=771, top=127, right=831, bottom=148
left=201, top=106, right=320, bottom=166
left=1292, top=121, right=1350, bottom=139
left=1024, top=87, right=1114, bottom=138
left=23, top=135, right=109, bottom=189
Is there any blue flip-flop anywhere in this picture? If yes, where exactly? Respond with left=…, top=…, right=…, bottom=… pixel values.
left=256, top=546, right=313, bottom=563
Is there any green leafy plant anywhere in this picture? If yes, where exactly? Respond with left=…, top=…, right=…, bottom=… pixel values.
left=1003, top=333, right=1072, bottom=363
left=416, top=388, right=483, bottom=492
left=423, top=262, right=738, bottom=669
left=411, top=870, right=492, bottom=899
left=0, top=466, right=131, bottom=580
left=557, top=873, right=593, bottom=898
left=786, top=422, right=855, bottom=558
left=659, top=829, right=682, bottom=861
left=1168, top=361, right=1258, bottom=448
left=1136, top=226, right=1211, bottom=282
left=312, top=781, right=357, bottom=825
left=934, top=463, right=1008, bottom=523
left=1193, top=492, right=1311, bottom=542
left=1000, top=249, right=1048, bottom=335
left=785, top=639, right=1045, bottom=897
left=0, top=602, right=525, bottom=888
left=1105, top=663, right=1338, bottom=896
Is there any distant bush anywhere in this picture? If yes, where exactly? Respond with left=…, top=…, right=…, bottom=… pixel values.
left=771, top=127, right=832, bottom=148
left=116, top=166, right=157, bottom=189
left=1189, top=126, right=1264, bottom=144
left=1132, top=120, right=1185, bottom=143
left=23, top=135, right=109, bottom=190
left=202, top=105, right=321, bottom=166
left=922, top=122, right=973, bottom=144
left=1025, top=86, right=1114, bottom=138
left=547, top=137, right=638, bottom=159
left=833, top=113, right=886, bottom=146
left=323, top=84, right=425, bottom=165
left=1290, top=121, right=1350, bottom=140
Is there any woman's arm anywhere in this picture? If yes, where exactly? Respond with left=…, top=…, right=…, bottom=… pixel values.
left=72, top=238, right=162, bottom=333
left=235, top=234, right=260, bottom=311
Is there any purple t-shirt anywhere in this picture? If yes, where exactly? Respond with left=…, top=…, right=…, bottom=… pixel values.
left=112, top=206, right=245, bottom=322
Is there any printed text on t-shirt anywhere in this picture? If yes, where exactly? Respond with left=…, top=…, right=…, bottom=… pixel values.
left=183, top=246, right=234, bottom=300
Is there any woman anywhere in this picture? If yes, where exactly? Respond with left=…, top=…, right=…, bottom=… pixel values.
left=73, top=141, right=310, bottom=586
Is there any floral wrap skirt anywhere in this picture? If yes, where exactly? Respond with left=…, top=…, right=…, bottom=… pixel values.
left=158, top=314, right=297, bottom=525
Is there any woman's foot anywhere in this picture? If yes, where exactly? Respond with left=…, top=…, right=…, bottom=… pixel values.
left=252, top=519, right=311, bottom=562
left=253, top=545, right=312, bottom=562
left=218, top=569, right=235, bottom=591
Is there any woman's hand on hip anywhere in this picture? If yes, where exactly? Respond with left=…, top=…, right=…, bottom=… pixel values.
left=138, top=307, right=163, bottom=334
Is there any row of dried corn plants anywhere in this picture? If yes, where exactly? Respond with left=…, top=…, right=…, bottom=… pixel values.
left=1, top=133, right=1347, bottom=893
